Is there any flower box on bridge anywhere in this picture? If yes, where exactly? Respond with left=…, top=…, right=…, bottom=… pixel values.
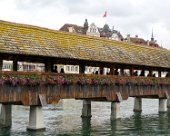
left=0, top=71, right=169, bottom=106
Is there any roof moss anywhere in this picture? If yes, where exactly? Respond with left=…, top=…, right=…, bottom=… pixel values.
left=0, top=20, right=170, bottom=68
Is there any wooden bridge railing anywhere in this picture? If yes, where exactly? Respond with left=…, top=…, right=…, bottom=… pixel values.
left=0, top=71, right=169, bottom=106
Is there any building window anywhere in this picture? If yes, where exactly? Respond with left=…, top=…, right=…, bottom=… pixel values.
left=89, top=68, right=91, bottom=73
left=68, top=27, right=75, bottom=33
left=71, top=66, right=74, bottom=71
left=66, top=66, right=70, bottom=71
left=75, top=66, right=78, bottom=72
left=90, top=28, right=92, bottom=32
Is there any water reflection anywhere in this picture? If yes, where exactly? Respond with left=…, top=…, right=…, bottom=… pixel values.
left=109, top=112, right=170, bottom=136
left=81, top=118, right=91, bottom=136
left=0, top=128, right=10, bottom=136
left=110, top=119, right=121, bottom=136
left=27, top=130, right=46, bottom=136
left=133, top=112, right=142, bottom=130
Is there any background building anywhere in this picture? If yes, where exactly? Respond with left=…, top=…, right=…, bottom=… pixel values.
left=125, top=34, right=161, bottom=48
left=60, top=19, right=124, bottom=41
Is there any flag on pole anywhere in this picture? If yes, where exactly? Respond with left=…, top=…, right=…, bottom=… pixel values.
left=103, top=11, right=107, bottom=17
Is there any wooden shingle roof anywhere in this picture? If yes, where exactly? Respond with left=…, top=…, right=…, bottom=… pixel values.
left=0, top=20, right=170, bottom=68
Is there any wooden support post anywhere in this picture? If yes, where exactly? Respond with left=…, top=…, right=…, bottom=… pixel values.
left=130, top=68, right=134, bottom=76
left=158, top=70, right=162, bottom=77
left=0, top=59, right=2, bottom=71
left=12, top=56, right=18, bottom=71
left=45, top=58, right=52, bottom=73
left=110, top=65, right=115, bottom=75
left=164, top=71, right=169, bottom=77
left=51, top=61, right=55, bottom=72
left=79, top=62, right=85, bottom=74
left=166, top=71, right=170, bottom=77
left=148, top=69, right=153, bottom=77
left=99, top=65, right=104, bottom=75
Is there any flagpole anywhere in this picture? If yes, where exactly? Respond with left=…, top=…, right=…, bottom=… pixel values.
left=103, top=11, right=107, bottom=24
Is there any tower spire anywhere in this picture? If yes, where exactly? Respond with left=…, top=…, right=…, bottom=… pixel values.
left=151, top=28, right=154, bottom=42
left=83, top=19, right=88, bottom=34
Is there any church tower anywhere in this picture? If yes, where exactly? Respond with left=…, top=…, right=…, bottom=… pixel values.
left=151, top=28, right=154, bottom=42
left=83, top=19, right=88, bottom=34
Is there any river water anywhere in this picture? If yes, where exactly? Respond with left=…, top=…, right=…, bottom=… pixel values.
left=0, top=97, right=170, bottom=136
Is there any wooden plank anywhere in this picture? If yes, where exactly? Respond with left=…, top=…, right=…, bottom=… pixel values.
left=39, top=94, right=47, bottom=106
left=165, top=91, right=169, bottom=99
left=116, top=92, right=122, bottom=102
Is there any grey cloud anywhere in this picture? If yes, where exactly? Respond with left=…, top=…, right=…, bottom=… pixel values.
left=1, top=0, right=170, bottom=49
left=15, top=0, right=59, bottom=10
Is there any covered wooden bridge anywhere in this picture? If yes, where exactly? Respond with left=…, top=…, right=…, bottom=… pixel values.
left=0, top=20, right=170, bottom=130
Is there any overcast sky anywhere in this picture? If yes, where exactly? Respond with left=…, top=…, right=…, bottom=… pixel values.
left=0, top=0, right=170, bottom=49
